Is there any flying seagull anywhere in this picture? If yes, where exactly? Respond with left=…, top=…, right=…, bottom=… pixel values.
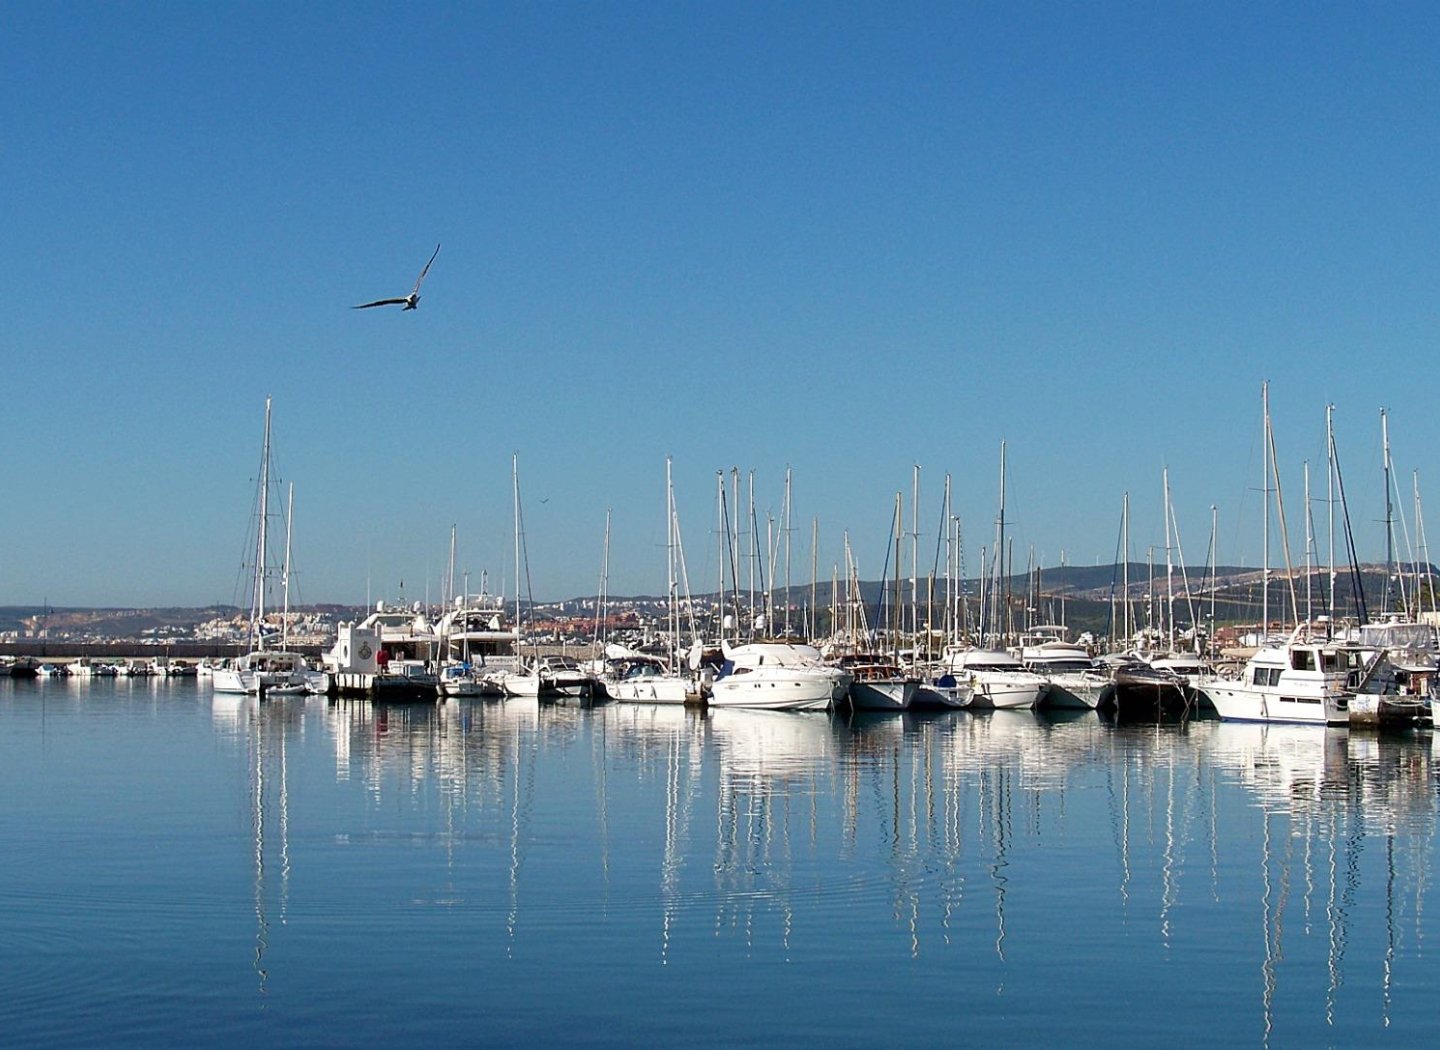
left=353, top=243, right=441, bottom=311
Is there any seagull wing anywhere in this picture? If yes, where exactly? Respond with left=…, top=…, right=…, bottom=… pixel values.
left=353, top=297, right=410, bottom=309
left=411, top=243, right=441, bottom=295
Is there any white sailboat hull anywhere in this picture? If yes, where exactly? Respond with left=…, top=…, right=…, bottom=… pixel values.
left=608, top=676, right=690, bottom=704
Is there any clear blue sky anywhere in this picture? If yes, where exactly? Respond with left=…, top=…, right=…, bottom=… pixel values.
left=4, top=3, right=1439, bottom=607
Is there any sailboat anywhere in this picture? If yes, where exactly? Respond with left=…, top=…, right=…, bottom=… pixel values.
left=931, top=443, right=1047, bottom=710
left=608, top=458, right=695, bottom=704
left=213, top=398, right=326, bottom=697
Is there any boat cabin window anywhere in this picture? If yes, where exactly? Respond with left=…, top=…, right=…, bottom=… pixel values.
left=1320, top=651, right=1341, bottom=673
left=1252, top=666, right=1282, bottom=687
left=1291, top=649, right=1315, bottom=672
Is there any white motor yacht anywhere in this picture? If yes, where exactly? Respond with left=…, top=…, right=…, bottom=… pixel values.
left=1197, top=630, right=1356, bottom=725
left=709, top=641, right=851, bottom=711
left=934, top=646, right=1048, bottom=710
left=1015, top=627, right=1109, bottom=709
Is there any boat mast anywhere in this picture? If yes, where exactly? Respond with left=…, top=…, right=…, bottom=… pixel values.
left=445, top=523, right=457, bottom=612
left=1265, top=386, right=1301, bottom=629
left=810, top=516, right=819, bottom=643
left=1383, top=408, right=1395, bottom=614
left=666, top=458, right=676, bottom=667
left=254, top=396, right=272, bottom=652
left=996, top=442, right=1007, bottom=647
left=1164, top=466, right=1174, bottom=652
left=1326, top=405, right=1337, bottom=633
left=746, top=470, right=756, bottom=633
left=512, top=452, right=522, bottom=644
left=1122, top=491, right=1131, bottom=648
left=1145, top=545, right=1155, bottom=645
left=1208, top=505, right=1218, bottom=652
left=894, top=491, right=904, bottom=660
left=597, top=508, right=612, bottom=653
left=282, top=481, right=293, bottom=651
left=765, top=513, right=775, bottom=635
left=1413, top=471, right=1423, bottom=618
left=1303, top=462, right=1313, bottom=627
left=784, top=467, right=793, bottom=637
left=977, top=545, right=988, bottom=642
left=1417, top=472, right=1436, bottom=618
left=911, top=463, right=920, bottom=645
left=943, top=474, right=953, bottom=641
left=1262, top=381, right=1270, bottom=643
left=1060, top=549, right=1067, bottom=631
left=715, top=470, right=725, bottom=638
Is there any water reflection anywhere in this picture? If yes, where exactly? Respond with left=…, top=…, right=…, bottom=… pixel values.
left=206, top=695, right=1440, bottom=1037
left=211, top=694, right=306, bottom=996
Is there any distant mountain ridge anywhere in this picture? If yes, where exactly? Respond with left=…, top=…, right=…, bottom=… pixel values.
left=4, top=562, right=1432, bottom=640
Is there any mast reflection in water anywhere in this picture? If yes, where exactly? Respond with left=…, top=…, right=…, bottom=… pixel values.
left=2, top=677, right=1438, bottom=1046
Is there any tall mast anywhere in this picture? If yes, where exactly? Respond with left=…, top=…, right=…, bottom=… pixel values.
left=996, top=441, right=1007, bottom=646
left=1122, top=491, right=1131, bottom=646
left=1208, top=505, right=1218, bottom=651
left=1417, top=472, right=1436, bottom=617
left=1163, top=466, right=1174, bottom=652
left=746, top=470, right=756, bottom=632
left=1326, top=405, right=1337, bottom=631
left=1060, top=549, right=1067, bottom=630
left=1414, top=471, right=1424, bottom=619
left=512, top=452, right=522, bottom=637
left=715, top=470, right=725, bottom=636
left=447, top=523, right=457, bottom=610
left=911, top=463, right=920, bottom=644
left=666, top=458, right=676, bottom=663
left=1303, top=461, right=1313, bottom=626
left=1262, top=381, right=1270, bottom=642
left=894, top=491, right=904, bottom=659
left=810, top=516, right=819, bottom=643
left=597, top=508, right=612, bottom=651
left=282, top=480, right=293, bottom=651
left=255, top=396, right=272, bottom=651
left=784, top=467, right=793, bottom=636
left=765, top=513, right=775, bottom=634
left=943, top=474, right=953, bottom=640
left=1382, top=408, right=1395, bottom=614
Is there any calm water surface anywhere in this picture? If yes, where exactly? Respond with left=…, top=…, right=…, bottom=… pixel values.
left=3, top=677, right=1438, bottom=1046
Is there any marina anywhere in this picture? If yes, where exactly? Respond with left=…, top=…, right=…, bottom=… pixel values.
left=10, top=5, right=1440, bottom=1046
left=3, top=675, right=1439, bottom=1046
